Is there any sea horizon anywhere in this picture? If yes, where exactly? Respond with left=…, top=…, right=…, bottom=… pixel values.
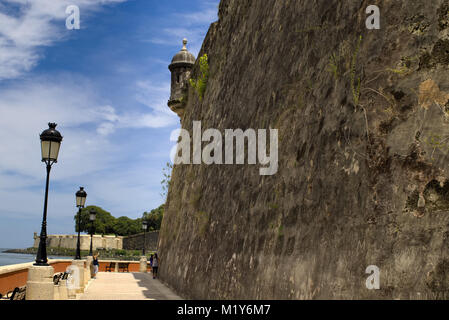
left=0, top=248, right=73, bottom=267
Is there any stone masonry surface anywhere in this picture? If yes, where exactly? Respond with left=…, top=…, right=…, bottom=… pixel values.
left=158, top=0, right=449, bottom=299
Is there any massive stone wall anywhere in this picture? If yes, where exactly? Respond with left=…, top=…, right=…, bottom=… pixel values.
left=122, top=231, right=159, bottom=252
left=158, top=0, right=449, bottom=299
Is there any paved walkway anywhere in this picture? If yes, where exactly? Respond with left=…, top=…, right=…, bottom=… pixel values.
left=79, top=272, right=182, bottom=300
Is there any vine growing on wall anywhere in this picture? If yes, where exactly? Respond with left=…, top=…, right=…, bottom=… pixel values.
left=189, top=54, right=210, bottom=100
left=327, top=52, right=341, bottom=80
left=161, top=162, right=173, bottom=200
left=351, top=35, right=363, bottom=107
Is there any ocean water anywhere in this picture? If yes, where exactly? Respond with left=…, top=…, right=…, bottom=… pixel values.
left=0, top=249, right=72, bottom=267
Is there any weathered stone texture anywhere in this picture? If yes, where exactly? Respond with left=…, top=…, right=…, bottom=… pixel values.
left=158, top=0, right=449, bottom=299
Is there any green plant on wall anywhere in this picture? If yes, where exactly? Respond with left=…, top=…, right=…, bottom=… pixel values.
left=161, top=162, right=173, bottom=200
left=386, top=65, right=410, bottom=76
left=269, top=202, right=279, bottom=210
left=189, top=54, right=210, bottom=101
left=196, top=211, right=210, bottom=236
left=327, top=52, right=340, bottom=80
left=277, top=225, right=284, bottom=238
left=179, top=91, right=188, bottom=107
left=385, top=55, right=418, bottom=76
left=424, top=133, right=449, bottom=160
left=350, top=35, right=362, bottom=106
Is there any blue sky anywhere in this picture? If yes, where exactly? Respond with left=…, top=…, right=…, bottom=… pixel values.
left=0, top=0, right=219, bottom=248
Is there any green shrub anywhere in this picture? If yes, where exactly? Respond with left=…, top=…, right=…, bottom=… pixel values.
left=189, top=54, right=210, bottom=101
left=115, top=249, right=126, bottom=256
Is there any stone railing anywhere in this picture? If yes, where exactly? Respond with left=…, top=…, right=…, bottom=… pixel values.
left=96, top=260, right=148, bottom=273
left=0, top=259, right=148, bottom=300
left=0, top=259, right=72, bottom=298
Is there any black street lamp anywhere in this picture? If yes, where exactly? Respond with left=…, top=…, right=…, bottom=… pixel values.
left=75, top=187, right=87, bottom=260
left=142, top=221, right=148, bottom=256
left=89, top=208, right=97, bottom=256
left=35, top=123, right=63, bottom=266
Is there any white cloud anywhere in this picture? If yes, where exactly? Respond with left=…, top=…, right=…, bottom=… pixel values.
left=92, top=80, right=178, bottom=136
left=0, top=78, right=113, bottom=181
left=173, top=6, right=218, bottom=26
left=0, top=74, right=173, bottom=223
left=0, top=0, right=217, bottom=242
left=143, top=0, right=219, bottom=56
left=135, top=80, right=172, bottom=114
left=0, top=0, right=127, bottom=80
left=0, top=74, right=176, bottom=179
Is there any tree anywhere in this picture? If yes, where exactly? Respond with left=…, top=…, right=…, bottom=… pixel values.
left=74, top=206, right=115, bottom=235
left=142, top=204, right=164, bottom=231
left=113, top=216, right=143, bottom=236
left=74, top=204, right=165, bottom=236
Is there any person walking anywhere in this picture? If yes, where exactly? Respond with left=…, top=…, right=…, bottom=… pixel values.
left=149, top=254, right=154, bottom=273
left=152, top=253, right=159, bottom=279
left=92, top=252, right=99, bottom=279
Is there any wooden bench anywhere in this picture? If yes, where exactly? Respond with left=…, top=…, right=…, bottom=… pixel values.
left=0, top=286, right=26, bottom=300
left=53, top=272, right=70, bottom=285
left=105, top=262, right=115, bottom=272
left=105, top=262, right=130, bottom=272
left=118, top=262, right=129, bottom=272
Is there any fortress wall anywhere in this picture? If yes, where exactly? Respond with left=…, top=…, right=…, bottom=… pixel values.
left=33, top=233, right=123, bottom=250
left=158, top=0, right=449, bottom=299
left=122, top=231, right=159, bottom=252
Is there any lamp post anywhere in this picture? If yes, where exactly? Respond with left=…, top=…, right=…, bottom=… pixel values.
left=142, top=220, right=148, bottom=256
left=35, top=123, right=63, bottom=266
left=89, top=208, right=97, bottom=256
left=75, top=187, right=87, bottom=260
left=139, top=221, right=148, bottom=273
left=26, top=123, right=63, bottom=300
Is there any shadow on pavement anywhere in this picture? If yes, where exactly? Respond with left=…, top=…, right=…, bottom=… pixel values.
left=132, top=272, right=181, bottom=300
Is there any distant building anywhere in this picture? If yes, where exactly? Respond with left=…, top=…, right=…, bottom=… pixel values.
left=33, top=232, right=123, bottom=251
left=32, top=231, right=159, bottom=252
